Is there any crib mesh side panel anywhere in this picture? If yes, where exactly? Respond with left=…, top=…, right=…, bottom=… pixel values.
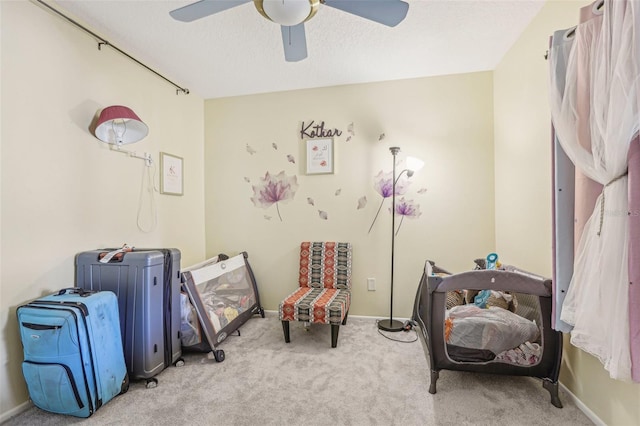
left=513, top=292, right=542, bottom=324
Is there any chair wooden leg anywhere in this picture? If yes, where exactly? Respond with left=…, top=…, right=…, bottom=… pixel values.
left=331, top=324, right=340, bottom=348
left=282, top=321, right=291, bottom=343
left=342, top=311, right=349, bottom=325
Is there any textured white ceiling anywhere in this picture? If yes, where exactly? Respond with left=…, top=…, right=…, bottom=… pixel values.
left=51, top=0, right=545, bottom=99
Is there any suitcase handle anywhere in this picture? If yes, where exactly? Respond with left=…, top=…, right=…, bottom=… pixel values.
left=56, top=287, right=94, bottom=298
left=99, top=244, right=134, bottom=263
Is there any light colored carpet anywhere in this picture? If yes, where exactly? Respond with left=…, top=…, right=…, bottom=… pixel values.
left=6, top=313, right=593, bottom=426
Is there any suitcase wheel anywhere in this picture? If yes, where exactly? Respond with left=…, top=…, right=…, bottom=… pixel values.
left=120, top=374, right=130, bottom=394
left=145, top=377, right=158, bottom=389
left=175, top=358, right=185, bottom=367
left=259, top=308, right=265, bottom=318
left=214, top=349, right=225, bottom=363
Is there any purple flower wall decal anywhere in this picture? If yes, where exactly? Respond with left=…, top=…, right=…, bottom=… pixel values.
left=368, top=170, right=410, bottom=234
left=373, top=170, right=394, bottom=199
left=250, top=171, right=298, bottom=221
left=392, top=198, right=422, bottom=235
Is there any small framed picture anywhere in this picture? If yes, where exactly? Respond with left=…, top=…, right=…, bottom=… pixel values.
left=160, top=152, right=183, bottom=195
left=306, top=138, right=333, bottom=174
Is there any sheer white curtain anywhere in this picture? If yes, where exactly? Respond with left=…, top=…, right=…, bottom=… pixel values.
left=549, top=0, right=640, bottom=381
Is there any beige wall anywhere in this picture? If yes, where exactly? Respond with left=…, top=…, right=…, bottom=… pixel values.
left=204, top=73, right=496, bottom=317
left=0, top=1, right=206, bottom=419
left=4, top=0, right=637, bottom=423
left=494, top=0, right=640, bottom=425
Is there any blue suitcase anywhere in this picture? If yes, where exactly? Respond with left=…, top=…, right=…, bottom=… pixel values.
left=17, top=288, right=128, bottom=418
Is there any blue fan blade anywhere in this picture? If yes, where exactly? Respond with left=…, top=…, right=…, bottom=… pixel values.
left=170, top=0, right=251, bottom=22
left=281, top=23, right=307, bottom=62
left=323, top=0, right=409, bottom=27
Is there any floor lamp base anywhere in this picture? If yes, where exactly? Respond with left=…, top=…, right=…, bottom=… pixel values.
left=377, top=318, right=404, bottom=332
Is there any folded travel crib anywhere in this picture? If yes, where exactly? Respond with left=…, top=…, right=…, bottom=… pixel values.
left=413, top=260, right=563, bottom=408
left=180, top=252, right=264, bottom=362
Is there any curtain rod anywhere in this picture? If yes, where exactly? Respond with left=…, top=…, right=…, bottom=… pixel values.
left=34, top=0, right=190, bottom=95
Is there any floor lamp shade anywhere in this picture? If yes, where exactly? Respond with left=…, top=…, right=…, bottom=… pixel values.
left=94, top=105, right=148, bottom=145
left=406, top=156, right=424, bottom=175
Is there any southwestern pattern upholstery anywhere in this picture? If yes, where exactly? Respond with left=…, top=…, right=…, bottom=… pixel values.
left=279, top=242, right=352, bottom=348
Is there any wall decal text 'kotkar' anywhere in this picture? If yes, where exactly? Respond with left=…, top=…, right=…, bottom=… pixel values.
left=300, top=121, right=342, bottom=139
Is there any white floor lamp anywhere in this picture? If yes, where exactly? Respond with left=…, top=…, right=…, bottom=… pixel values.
left=378, top=146, right=423, bottom=332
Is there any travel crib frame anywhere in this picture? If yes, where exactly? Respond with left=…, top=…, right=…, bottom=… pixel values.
left=181, top=252, right=264, bottom=362
left=413, top=261, right=563, bottom=408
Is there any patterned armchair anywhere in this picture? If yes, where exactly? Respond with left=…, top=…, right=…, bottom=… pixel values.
left=279, top=242, right=352, bottom=348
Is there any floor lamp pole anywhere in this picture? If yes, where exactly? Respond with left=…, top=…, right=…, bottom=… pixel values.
left=378, top=146, right=404, bottom=332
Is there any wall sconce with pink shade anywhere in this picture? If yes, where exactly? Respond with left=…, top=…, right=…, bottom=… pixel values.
left=94, top=105, right=152, bottom=165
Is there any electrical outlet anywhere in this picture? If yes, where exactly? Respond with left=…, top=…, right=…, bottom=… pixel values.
left=367, top=278, right=376, bottom=291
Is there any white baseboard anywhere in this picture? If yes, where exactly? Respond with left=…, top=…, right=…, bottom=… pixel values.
left=0, top=400, right=32, bottom=424
left=559, top=382, right=605, bottom=426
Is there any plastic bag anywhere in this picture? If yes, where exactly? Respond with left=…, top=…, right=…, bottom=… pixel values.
left=445, top=305, right=540, bottom=354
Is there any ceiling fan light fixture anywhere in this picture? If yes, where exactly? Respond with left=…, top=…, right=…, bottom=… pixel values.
left=254, top=0, right=319, bottom=26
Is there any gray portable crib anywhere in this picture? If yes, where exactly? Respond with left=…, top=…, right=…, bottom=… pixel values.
left=412, top=260, right=563, bottom=408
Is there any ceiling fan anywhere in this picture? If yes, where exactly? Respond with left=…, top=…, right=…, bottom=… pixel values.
left=169, top=0, right=410, bottom=62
